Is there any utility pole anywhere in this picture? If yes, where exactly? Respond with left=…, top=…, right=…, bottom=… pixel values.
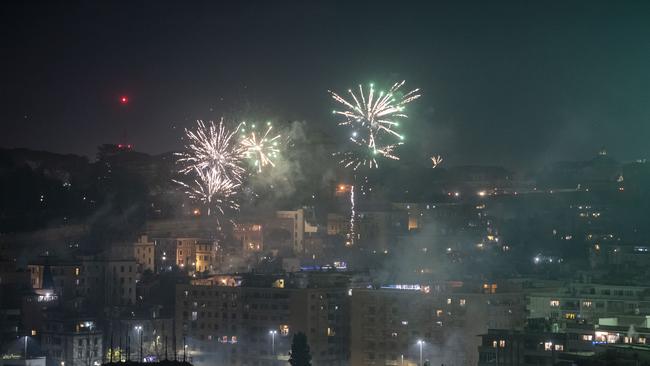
left=183, top=336, right=186, bottom=362
left=109, top=333, right=114, bottom=363
left=140, top=330, right=143, bottom=362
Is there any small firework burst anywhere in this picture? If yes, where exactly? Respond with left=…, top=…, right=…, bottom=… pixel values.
left=431, top=155, right=443, bottom=168
left=239, top=121, right=281, bottom=173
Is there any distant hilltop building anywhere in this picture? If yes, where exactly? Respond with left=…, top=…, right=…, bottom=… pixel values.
left=539, top=148, right=623, bottom=191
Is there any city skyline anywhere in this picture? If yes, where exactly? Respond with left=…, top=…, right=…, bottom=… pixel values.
left=2, top=2, right=650, bottom=366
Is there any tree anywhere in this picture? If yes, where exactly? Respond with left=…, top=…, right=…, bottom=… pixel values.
left=288, top=332, right=311, bottom=366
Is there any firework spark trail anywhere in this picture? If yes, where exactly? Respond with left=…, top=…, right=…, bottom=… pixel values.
left=431, top=155, right=443, bottom=168
left=330, top=80, right=420, bottom=244
left=329, top=80, right=420, bottom=169
left=239, top=122, right=281, bottom=173
left=348, top=184, right=355, bottom=246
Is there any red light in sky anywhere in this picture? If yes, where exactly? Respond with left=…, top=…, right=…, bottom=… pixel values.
left=120, top=96, right=128, bottom=104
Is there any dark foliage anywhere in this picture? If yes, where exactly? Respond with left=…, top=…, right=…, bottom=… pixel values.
left=289, top=332, right=312, bottom=366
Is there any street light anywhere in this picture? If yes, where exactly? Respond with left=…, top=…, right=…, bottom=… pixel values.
left=23, top=336, right=29, bottom=360
left=269, top=330, right=277, bottom=355
left=417, top=340, right=424, bottom=366
left=84, top=322, right=94, bottom=366
left=134, top=326, right=143, bottom=362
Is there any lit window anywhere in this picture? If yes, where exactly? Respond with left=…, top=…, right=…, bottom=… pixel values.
left=191, top=311, right=197, bottom=321
left=549, top=300, right=560, bottom=307
left=499, top=340, right=506, bottom=348
left=31, top=330, right=37, bottom=336
left=492, top=341, right=497, bottom=348
left=582, top=335, right=593, bottom=341
left=639, top=337, right=646, bottom=344
left=436, top=310, right=443, bottom=317
left=75, top=268, right=80, bottom=276
left=565, top=313, right=576, bottom=320
left=459, top=299, right=466, bottom=306
left=554, top=344, right=563, bottom=351
left=544, top=342, right=553, bottom=351
left=595, top=331, right=608, bottom=342
left=447, top=298, right=452, bottom=305
left=280, top=325, right=290, bottom=336
left=327, top=327, right=335, bottom=337
left=582, top=301, right=592, bottom=308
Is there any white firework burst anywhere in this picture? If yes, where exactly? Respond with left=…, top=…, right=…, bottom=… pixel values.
left=175, top=119, right=245, bottom=216
left=239, top=121, right=281, bottom=173
left=173, top=167, right=239, bottom=216
left=177, top=119, right=246, bottom=184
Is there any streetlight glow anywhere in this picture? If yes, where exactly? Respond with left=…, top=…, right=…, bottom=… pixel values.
left=269, top=330, right=277, bottom=355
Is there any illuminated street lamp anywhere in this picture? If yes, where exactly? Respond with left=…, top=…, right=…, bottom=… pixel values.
left=134, top=325, right=143, bottom=362
left=417, top=340, right=424, bottom=366
left=23, top=336, right=29, bottom=359
left=269, top=330, right=277, bottom=355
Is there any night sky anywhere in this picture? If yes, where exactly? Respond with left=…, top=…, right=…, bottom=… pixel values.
left=2, top=1, right=650, bottom=168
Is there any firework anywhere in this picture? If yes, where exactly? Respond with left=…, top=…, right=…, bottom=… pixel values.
left=329, top=80, right=420, bottom=169
left=239, top=121, right=281, bottom=173
left=174, top=167, right=239, bottom=216
left=177, top=119, right=246, bottom=184
left=347, top=185, right=356, bottom=246
left=431, top=155, right=443, bottom=168
left=176, top=119, right=245, bottom=216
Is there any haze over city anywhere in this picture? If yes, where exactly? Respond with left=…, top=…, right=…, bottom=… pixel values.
left=1, top=2, right=650, bottom=366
